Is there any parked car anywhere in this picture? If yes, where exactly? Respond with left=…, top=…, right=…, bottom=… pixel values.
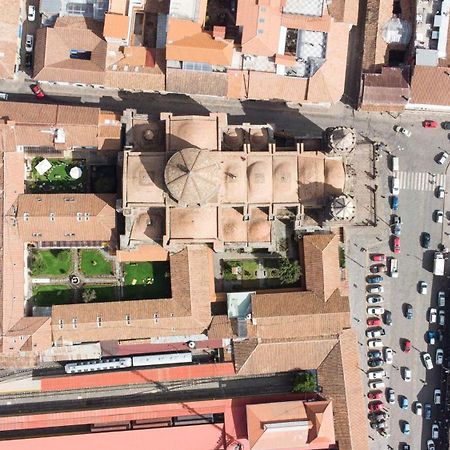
left=383, top=310, right=392, bottom=326
left=419, top=281, right=428, bottom=295
left=436, top=185, right=445, bottom=198
left=368, top=401, right=384, bottom=412
left=367, top=317, right=382, bottom=327
left=415, top=402, right=423, bottom=416
left=434, top=209, right=444, bottom=223
left=367, top=285, right=384, bottom=294
left=371, top=254, right=385, bottom=262
left=366, top=328, right=385, bottom=338
left=370, top=264, right=386, bottom=273
left=423, top=352, right=434, bottom=370
left=384, top=347, right=393, bottom=364
left=400, top=396, right=409, bottom=409
left=386, top=387, right=395, bottom=404
left=421, top=232, right=431, bottom=249
left=25, top=34, right=34, bottom=53
left=27, top=5, right=35, bottom=21
left=367, top=295, right=383, bottom=304
left=403, top=339, right=411, bottom=353
left=427, top=439, right=435, bottom=450
left=427, top=330, right=441, bottom=345
left=368, top=339, right=384, bottom=349
left=435, top=348, right=444, bottom=365
left=432, top=423, right=439, bottom=439
left=0, top=92, right=8, bottom=101
left=367, top=275, right=383, bottom=283
left=391, top=176, right=399, bottom=195
left=434, top=389, right=441, bottom=404
left=429, top=307, right=437, bottom=323
left=393, top=236, right=400, bottom=254
left=402, top=367, right=412, bottom=382
left=424, top=120, right=439, bottom=128
left=401, top=445, right=410, bottom=450
left=405, top=303, right=413, bottom=319
left=368, top=391, right=383, bottom=400
left=439, top=309, right=445, bottom=326
left=30, top=83, right=45, bottom=99
left=424, top=403, right=432, bottom=420
left=391, top=195, right=399, bottom=211
left=401, top=421, right=410, bottom=435
left=442, top=121, right=450, bottom=130
left=438, top=151, right=449, bottom=164
left=368, top=350, right=382, bottom=359
left=368, top=306, right=385, bottom=315
left=369, top=380, right=385, bottom=390
left=392, top=222, right=401, bottom=236
left=438, top=290, right=446, bottom=307
left=394, top=125, right=412, bottom=137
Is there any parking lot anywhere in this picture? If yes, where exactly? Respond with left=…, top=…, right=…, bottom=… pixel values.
left=347, top=120, right=450, bottom=450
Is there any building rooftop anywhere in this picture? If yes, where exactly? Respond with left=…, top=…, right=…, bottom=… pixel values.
left=0, top=0, right=20, bottom=79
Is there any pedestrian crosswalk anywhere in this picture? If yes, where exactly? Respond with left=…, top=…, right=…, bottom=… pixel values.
left=397, top=171, right=446, bottom=191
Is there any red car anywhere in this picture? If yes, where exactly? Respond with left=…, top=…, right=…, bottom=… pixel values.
left=368, top=391, right=383, bottom=400
left=371, top=254, right=385, bottom=262
left=368, top=402, right=384, bottom=412
left=370, top=264, right=386, bottom=273
left=393, top=236, right=400, bottom=254
left=367, top=317, right=382, bottom=327
left=30, top=83, right=45, bottom=99
left=423, top=120, right=438, bottom=128
left=403, top=339, right=411, bottom=353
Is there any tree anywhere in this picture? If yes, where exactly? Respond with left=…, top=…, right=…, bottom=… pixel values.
left=292, top=372, right=316, bottom=393
left=278, top=258, right=301, bottom=285
left=82, top=288, right=97, bottom=303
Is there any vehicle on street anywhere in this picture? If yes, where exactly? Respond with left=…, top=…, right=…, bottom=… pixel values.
left=434, top=209, right=444, bottom=223
left=434, top=389, right=441, bottom=404
left=424, top=120, right=439, bottom=128
left=392, top=221, right=401, bottom=236
left=367, top=317, right=382, bottom=326
left=391, top=214, right=401, bottom=225
left=25, top=52, right=33, bottom=69
left=368, top=350, right=382, bottom=359
left=394, top=125, right=412, bottom=137
left=442, top=121, right=450, bottom=130
left=432, top=423, right=439, bottom=439
left=371, top=253, right=385, bottom=262
left=370, top=264, right=386, bottom=273
left=427, top=440, right=435, bottom=450
left=402, top=367, right=411, bottom=381
left=438, top=151, right=449, bottom=164
left=401, top=421, right=410, bottom=435
left=405, top=303, right=413, bottom=319
left=400, top=396, right=408, bottom=410
left=403, top=339, right=411, bottom=352
left=429, top=307, right=437, bottom=323
left=433, top=251, right=445, bottom=276
left=367, top=275, right=383, bottom=283
left=386, top=387, right=395, bottom=404
left=383, top=347, right=393, bottom=364
left=30, top=83, right=45, bottom=99
left=383, top=310, right=392, bottom=326
left=422, top=352, right=434, bottom=370
left=368, top=306, right=385, bottom=315
left=391, top=176, right=399, bottom=195
left=419, top=281, right=428, bottom=294
left=366, top=328, right=385, bottom=338
left=391, top=195, right=399, bottom=210
left=424, top=403, right=432, bottom=420
left=427, top=330, right=440, bottom=345
left=368, top=391, right=383, bottom=400
left=368, top=339, right=384, bottom=349
left=27, top=5, right=35, bottom=21
left=369, top=380, right=385, bottom=390
left=367, top=285, right=384, bottom=294
left=438, top=290, right=446, bottom=307
left=437, top=185, right=445, bottom=198
left=401, top=445, right=410, bottom=450
left=435, top=348, right=444, bottom=365
left=367, top=295, right=383, bottom=304
left=0, top=93, right=8, bottom=100
left=393, top=236, right=400, bottom=254
left=368, top=401, right=384, bottom=412
left=415, top=402, right=422, bottom=416
left=388, top=257, right=398, bottom=278
left=439, top=309, right=445, bottom=326
left=391, top=155, right=399, bottom=171
left=25, top=34, right=34, bottom=52
left=421, top=232, right=431, bottom=248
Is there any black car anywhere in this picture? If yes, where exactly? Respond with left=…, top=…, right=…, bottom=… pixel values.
left=368, top=358, right=384, bottom=367
left=368, top=350, right=382, bottom=359
left=424, top=403, right=432, bottom=420
left=405, top=303, right=413, bottom=319
left=421, top=232, right=431, bottom=249
left=384, top=310, right=392, bottom=326
left=442, top=121, right=450, bottom=130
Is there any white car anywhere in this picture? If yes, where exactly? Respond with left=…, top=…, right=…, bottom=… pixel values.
left=25, top=34, right=34, bottom=53
left=369, top=380, right=385, bottom=390
left=429, top=307, right=437, bottom=323
left=439, top=309, right=445, bottom=326
left=366, top=328, right=385, bottom=338
left=419, top=281, right=428, bottom=295
left=434, top=210, right=444, bottom=223
left=394, top=125, right=411, bottom=137
left=391, top=176, right=399, bottom=195
left=423, top=352, right=434, bottom=370
left=438, top=151, right=449, bottom=165
left=438, top=291, right=446, bottom=307
left=432, top=423, right=439, bottom=439
left=434, top=389, right=441, bottom=404
left=367, top=285, right=384, bottom=294
left=415, top=402, right=423, bottom=416
left=368, top=369, right=385, bottom=380
left=403, top=367, right=412, bottom=382
left=367, top=295, right=383, bottom=304
left=427, top=440, right=435, bottom=450
left=368, top=339, right=383, bottom=349
left=383, top=347, right=393, bottom=364
left=436, top=348, right=444, bottom=365
left=437, top=186, right=445, bottom=198
left=367, top=306, right=385, bottom=315
left=27, top=5, right=35, bottom=21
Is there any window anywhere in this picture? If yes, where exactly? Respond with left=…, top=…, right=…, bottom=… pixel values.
left=58, top=319, right=64, bottom=329
left=76, top=212, right=82, bottom=222
left=125, top=314, right=131, bottom=325
left=49, top=212, right=55, bottom=221
left=69, top=49, right=92, bottom=60
left=182, top=61, right=213, bottom=72
left=96, top=316, right=102, bottom=327
left=31, top=232, right=42, bottom=237
left=72, top=318, right=77, bottom=329
left=153, top=313, right=159, bottom=324
left=84, top=213, right=89, bottom=221
left=23, top=213, right=29, bottom=221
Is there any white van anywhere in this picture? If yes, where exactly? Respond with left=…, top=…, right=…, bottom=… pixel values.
left=0, top=93, right=8, bottom=100
left=391, top=176, right=399, bottom=195
left=392, top=156, right=399, bottom=172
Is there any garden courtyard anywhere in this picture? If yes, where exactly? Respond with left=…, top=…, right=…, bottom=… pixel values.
left=28, top=248, right=171, bottom=308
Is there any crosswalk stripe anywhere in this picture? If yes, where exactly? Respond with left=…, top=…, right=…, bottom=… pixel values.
left=397, top=171, right=447, bottom=192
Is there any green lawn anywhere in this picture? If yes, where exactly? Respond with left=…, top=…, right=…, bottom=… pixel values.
left=123, top=261, right=171, bottom=300
left=83, top=285, right=118, bottom=302
left=30, top=250, right=72, bottom=277
left=223, top=259, right=280, bottom=281
left=80, top=250, right=113, bottom=276
left=32, top=285, right=73, bottom=306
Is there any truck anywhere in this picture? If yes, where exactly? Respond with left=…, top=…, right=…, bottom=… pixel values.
left=389, top=257, right=398, bottom=278
left=433, top=252, right=445, bottom=276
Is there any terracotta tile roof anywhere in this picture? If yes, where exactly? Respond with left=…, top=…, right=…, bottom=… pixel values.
left=116, top=244, right=169, bottom=262
left=227, top=69, right=249, bottom=99
left=103, top=13, right=130, bottom=40
left=5, top=317, right=49, bottom=336
left=0, top=0, right=20, bottom=79
left=410, top=66, right=450, bottom=106
left=327, top=0, right=359, bottom=24
left=207, top=315, right=234, bottom=339
left=281, top=12, right=331, bottom=33
left=166, top=68, right=228, bottom=96
left=8, top=194, right=116, bottom=243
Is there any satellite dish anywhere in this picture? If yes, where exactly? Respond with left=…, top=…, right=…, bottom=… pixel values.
left=69, top=166, right=82, bottom=179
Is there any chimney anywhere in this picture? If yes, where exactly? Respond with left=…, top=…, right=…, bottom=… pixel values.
left=213, top=26, right=226, bottom=40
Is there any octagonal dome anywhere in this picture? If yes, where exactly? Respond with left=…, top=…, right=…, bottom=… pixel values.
left=164, top=148, right=220, bottom=206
